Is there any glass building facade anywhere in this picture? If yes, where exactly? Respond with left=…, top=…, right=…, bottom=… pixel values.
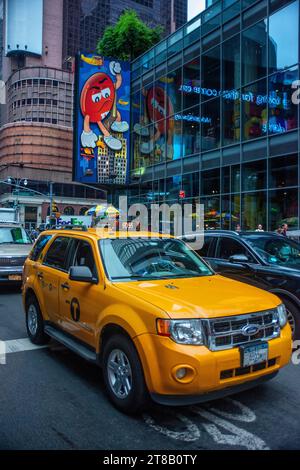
left=129, top=0, right=300, bottom=231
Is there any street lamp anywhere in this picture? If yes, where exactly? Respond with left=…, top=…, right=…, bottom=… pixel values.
left=6, top=177, right=29, bottom=222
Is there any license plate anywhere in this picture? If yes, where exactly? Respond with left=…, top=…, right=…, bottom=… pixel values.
left=240, top=342, right=268, bottom=367
left=8, top=275, right=22, bottom=281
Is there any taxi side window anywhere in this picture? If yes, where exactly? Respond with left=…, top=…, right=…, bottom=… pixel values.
left=43, top=237, right=71, bottom=271
left=29, top=235, right=52, bottom=261
left=71, top=240, right=97, bottom=278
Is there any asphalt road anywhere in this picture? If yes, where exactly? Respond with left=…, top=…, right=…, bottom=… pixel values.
left=0, top=286, right=299, bottom=451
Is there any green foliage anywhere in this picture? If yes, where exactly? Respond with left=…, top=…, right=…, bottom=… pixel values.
left=97, top=10, right=163, bottom=61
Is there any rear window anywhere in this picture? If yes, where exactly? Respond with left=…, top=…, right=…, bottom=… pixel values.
left=29, top=235, right=52, bottom=262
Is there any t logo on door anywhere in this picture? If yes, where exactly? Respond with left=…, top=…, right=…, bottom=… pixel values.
left=70, top=298, right=80, bottom=322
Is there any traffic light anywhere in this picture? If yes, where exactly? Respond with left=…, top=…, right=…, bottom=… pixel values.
left=51, top=200, right=59, bottom=214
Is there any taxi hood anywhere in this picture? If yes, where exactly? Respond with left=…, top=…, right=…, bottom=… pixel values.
left=114, top=275, right=280, bottom=319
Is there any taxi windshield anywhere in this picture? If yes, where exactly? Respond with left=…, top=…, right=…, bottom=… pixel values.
left=99, top=237, right=213, bottom=281
left=0, top=226, right=32, bottom=245
left=244, top=235, right=300, bottom=268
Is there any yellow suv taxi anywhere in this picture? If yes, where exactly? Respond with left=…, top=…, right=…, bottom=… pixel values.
left=22, top=227, right=292, bottom=413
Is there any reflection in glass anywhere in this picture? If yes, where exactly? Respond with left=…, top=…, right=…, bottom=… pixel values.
left=268, top=68, right=298, bottom=134
left=201, top=98, right=220, bottom=150
left=202, top=196, right=220, bottom=229
left=201, top=46, right=220, bottom=100
left=269, top=189, right=298, bottom=230
left=269, top=1, right=299, bottom=73
left=223, top=34, right=240, bottom=90
left=242, top=21, right=267, bottom=85
left=223, top=94, right=240, bottom=145
left=242, top=79, right=267, bottom=140
left=242, top=160, right=266, bottom=191
left=182, top=57, right=201, bottom=110
left=182, top=107, right=201, bottom=157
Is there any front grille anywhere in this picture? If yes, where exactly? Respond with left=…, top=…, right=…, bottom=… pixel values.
left=204, top=309, right=280, bottom=351
left=220, top=358, right=278, bottom=380
left=0, top=256, right=27, bottom=267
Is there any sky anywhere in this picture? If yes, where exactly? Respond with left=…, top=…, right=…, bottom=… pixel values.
left=188, top=0, right=206, bottom=20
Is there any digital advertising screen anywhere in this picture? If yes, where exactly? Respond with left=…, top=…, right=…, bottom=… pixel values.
left=73, top=53, right=131, bottom=185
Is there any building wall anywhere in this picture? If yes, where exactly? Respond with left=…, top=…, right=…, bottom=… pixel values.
left=6, top=67, right=73, bottom=127
left=0, top=122, right=73, bottom=183
left=129, top=0, right=300, bottom=232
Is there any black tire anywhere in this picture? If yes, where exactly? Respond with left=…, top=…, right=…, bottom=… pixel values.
left=102, top=334, right=149, bottom=414
left=282, top=298, right=300, bottom=340
left=26, top=295, right=50, bottom=345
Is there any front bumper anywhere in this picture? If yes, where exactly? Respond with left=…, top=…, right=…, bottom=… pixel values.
left=134, top=323, right=292, bottom=404
left=0, top=266, right=23, bottom=282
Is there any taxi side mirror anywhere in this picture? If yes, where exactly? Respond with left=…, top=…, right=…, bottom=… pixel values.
left=69, top=266, right=97, bottom=283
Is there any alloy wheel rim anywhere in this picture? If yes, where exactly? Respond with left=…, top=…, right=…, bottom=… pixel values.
left=107, top=349, right=132, bottom=399
left=286, top=309, right=295, bottom=337
left=28, top=304, right=38, bottom=336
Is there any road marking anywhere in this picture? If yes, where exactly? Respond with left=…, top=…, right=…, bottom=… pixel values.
left=143, top=413, right=201, bottom=442
left=143, top=398, right=270, bottom=450
left=4, top=338, right=48, bottom=354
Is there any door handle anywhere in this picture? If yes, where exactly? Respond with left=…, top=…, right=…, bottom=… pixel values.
left=37, top=272, right=44, bottom=280
left=61, top=282, right=70, bottom=291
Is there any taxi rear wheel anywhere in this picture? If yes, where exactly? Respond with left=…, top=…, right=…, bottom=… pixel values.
left=103, top=334, right=149, bottom=414
left=26, top=295, right=50, bottom=345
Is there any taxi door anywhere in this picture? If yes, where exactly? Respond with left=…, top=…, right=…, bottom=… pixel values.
left=58, top=237, right=102, bottom=347
left=34, top=236, right=72, bottom=324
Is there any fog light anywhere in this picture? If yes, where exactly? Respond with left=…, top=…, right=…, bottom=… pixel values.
left=172, top=365, right=196, bottom=383
left=176, top=368, right=187, bottom=379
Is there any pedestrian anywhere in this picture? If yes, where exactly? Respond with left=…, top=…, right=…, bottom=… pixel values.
left=281, top=223, right=288, bottom=236
left=235, top=223, right=241, bottom=232
left=276, top=225, right=283, bottom=235
left=255, top=224, right=264, bottom=232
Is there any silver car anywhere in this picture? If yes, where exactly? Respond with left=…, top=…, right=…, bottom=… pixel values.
left=0, top=223, right=32, bottom=283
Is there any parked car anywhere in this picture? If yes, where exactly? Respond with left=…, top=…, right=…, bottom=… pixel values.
left=0, top=223, right=33, bottom=283
left=23, top=227, right=291, bottom=413
left=195, top=230, right=300, bottom=339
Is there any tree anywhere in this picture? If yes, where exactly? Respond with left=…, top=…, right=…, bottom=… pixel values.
left=97, top=10, right=163, bottom=61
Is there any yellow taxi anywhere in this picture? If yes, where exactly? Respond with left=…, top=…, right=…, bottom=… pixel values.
left=22, top=227, right=292, bottom=413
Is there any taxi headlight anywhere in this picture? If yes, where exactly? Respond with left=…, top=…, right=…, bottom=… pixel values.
left=157, top=319, right=204, bottom=345
left=277, top=304, right=287, bottom=328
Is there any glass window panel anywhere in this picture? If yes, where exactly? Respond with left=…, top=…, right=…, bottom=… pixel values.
left=269, top=155, right=298, bottom=188
left=181, top=107, right=201, bottom=157
left=201, top=46, right=220, bottom=101
left=202, top=196, right=220, bottom=230
left=242, top=79, right=267, bottom=140
left=221, top=195, right=231, bottom=230
left=222, top=92, right=241, bottom=145
left=231, top=194, right=241, bottom=228
left=166, top=68, right=182, bottom=115
left=182, top=57, right=200, bottom=110
left=268, top=67, right=298, bottom=134
left=201, top=168, right=220, bottom=195
left=242, top=21, right=267, bottom=85
left=223, top=34, right=240, bottom=90
left=201, top=98, right=220, bottom=150
left=242, top=160, right=267, bottom=191
left=231, top=165, right=240, bottom=193
left=242, top=191, right=267, bottom=231
left=269, top=188, right=299, bottom=230
left=269, top=1, right=299, bottom=72
left=222, top=166, right=230, bottom=194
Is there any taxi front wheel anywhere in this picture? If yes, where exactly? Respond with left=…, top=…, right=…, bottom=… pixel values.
left=26, top=295, right=50, bottom=345
left=103, top=334, right=149, bottom=414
